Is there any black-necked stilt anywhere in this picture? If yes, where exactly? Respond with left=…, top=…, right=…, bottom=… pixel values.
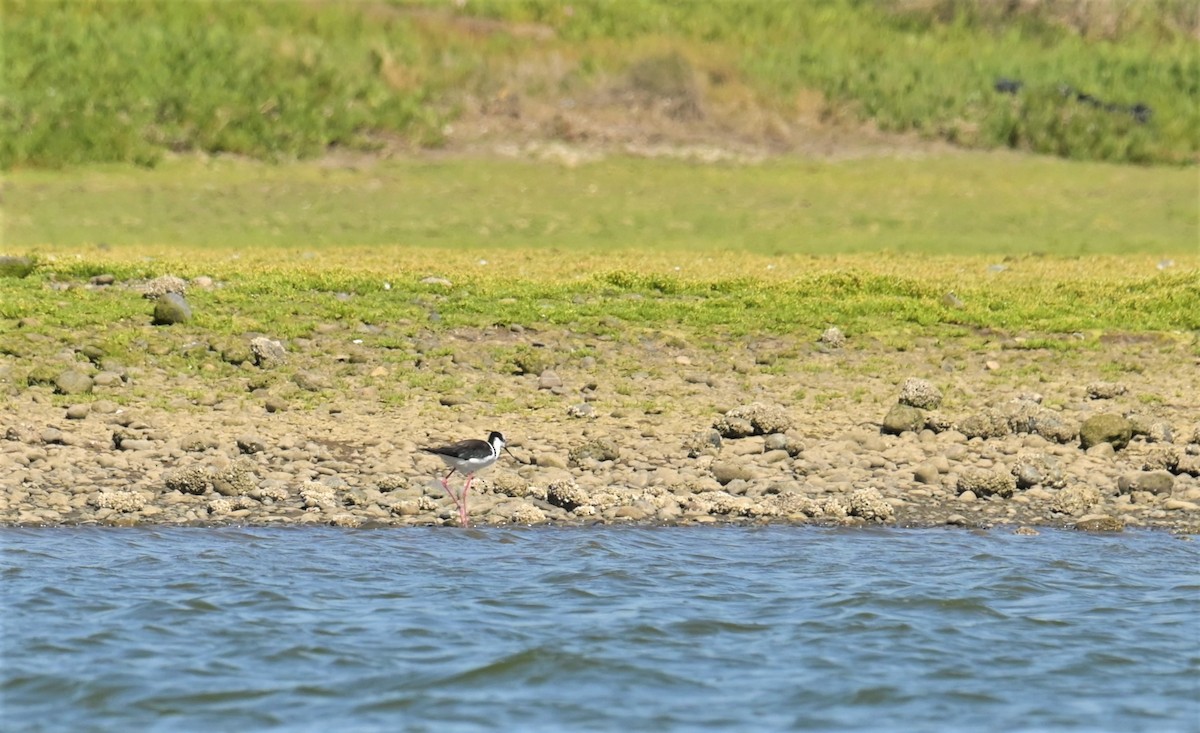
left=422, top=431, right=516, bottom=527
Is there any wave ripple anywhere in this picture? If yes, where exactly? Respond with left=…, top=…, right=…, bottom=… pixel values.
left=2, top=527, right=1198, bottom=732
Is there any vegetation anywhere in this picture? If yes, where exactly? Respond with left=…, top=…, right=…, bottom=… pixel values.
left=2, top=1, right=1195, bottom=375
left=2, top=0, right=1197, bottom=168
left=7, top=155, right=1195, bottom=256
left=2, top=248, right=1197, bottom=351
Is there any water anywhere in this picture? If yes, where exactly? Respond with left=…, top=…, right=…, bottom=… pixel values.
left=2, top=527, right=1197, bottom=733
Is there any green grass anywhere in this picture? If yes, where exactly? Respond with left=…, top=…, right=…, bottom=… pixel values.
left=2, top=0, right=1196, bottom=168
left=3, top=152, right=1196, bottom=364
left=6, top=154, right=1195, bottom=256
left=1, top=0, right=449, bottom=167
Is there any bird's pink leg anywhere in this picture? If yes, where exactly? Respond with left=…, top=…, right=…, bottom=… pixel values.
left=459, top=474, right=474, bottom=527
left=440, top=469, right=465, bottom=523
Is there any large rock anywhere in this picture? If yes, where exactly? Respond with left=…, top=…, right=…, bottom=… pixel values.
left=882, top=403, right=925, bottom=435
left=251, top=337, right=287, bottom=367
left=711, top=462, right=756, bottom=485
left=1075, top=515, right=1124, bottom=532
left=568, top=438, right=620, bottom=466
left=1116, top=471, right=1174, bottom=496
left=1086, top=382, right=1127, bottom=399
left=818, top=326, right=845, bottom=348
left=54, top=370, right=94, bottom=396
left=141, top=275, right=187, bottom=299
left=1011, top=453, right=1065, bottom=489
left=164, top=466, right=212, bottom=495
left=898, top=378, right=942, bottom=410
left=957, top=411, right=1010, bottom=440
left=152, top=293, right=192, bottom=325
left=714, top=403, right=792, bottom=438
left=818, top=489, right=893, bottom=522
left=546, top=480, right=589, bottom=511
left=1079, top=413, right=1133, bottom=450
left=1007, top=404, right=1077, bottom=443
left=1050, top=484, right=1102, bottom=516
left=956, top=469, right=1016, bottom=498
left=212, top=459, right=258, bottom=496
left=683, top=429, right=722, bottom=458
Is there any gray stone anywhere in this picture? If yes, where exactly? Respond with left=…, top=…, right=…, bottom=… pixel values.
left=683, top=429, right=722, bottom=458
left=251, top=337, right=287, bottom=367
left=141, top=275, right=187, bottom=299
left=764, top=433, right=789, bottom=452
left=79, top=344, right=106, bottom=364
left=898, top=378, right=942, bottom=410
left=236, top=434, right=267, bottom=454
left=54, top=370, right=93, bottom=396
left=568, top=438, right=620, bottom=466
left=1142, top=446, right=1180, bottom=472
left=844, top=488, right=894, bottom=521
left=165, top=466, right=212, bottom=495
left=613, top=505, right=648, bottom=521
left=1050, top=484, right=1102, bottom=516
left=93, top=371, right=124, bottom=387
left=1026, top=411, right=1077, bottom=444
left=882, top=403, right=925, bottom=435
left=212, top=460, right=257, bottom=497
left=65, top=404, right=90, bottom=420
left=1079, top=413, right=1133, bottom=450
left=152, top=293, right=192, bottom=325
left=293, top=371, right=330, bottom=392
left=1075, top=515, right=1124, bottom=532
left=1117, top=471, right=1174, bottom=496
left=714, top=403, right=792, bottom=438
left=711, top=462, right=755, bottom=485
left=1011, top=453, right=1065, bottom=489
left=1175, top=455, right=1200, bottom=477
left=958, top=411, right=1010, bottom=440
left=818, top=326, right=845, bottom=348
left=566, top=403, right=596, bottom=419
left=546, top=480, right=589, bottom=511
left=507, top=501, right=547, bottom=524
left=956, top=469, right=1016, bottom=498
left=1086, top=382, right=1127, bottom=399
left=537, top=370, right=562, bottom=390
left=119, top=438, right=155, bottom=451
left=913, top=463, right=941, bottom=485
left=1144, top=420, right=1174, bottom=444
left=714, top=416, right=754, bottom=439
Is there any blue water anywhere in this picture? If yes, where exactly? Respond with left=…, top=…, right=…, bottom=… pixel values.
left=2, top=527, right=1197, bottom=732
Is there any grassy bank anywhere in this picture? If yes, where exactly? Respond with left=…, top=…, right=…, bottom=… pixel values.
left=7, top=154, right=1195, bottom=256
left=2, top=0, right=1197, bottom=168
left=5, top=152, right=1197, bottom=347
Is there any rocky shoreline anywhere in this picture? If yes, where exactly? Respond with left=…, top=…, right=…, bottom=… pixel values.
left=2, top=308, right=1198, bottom=533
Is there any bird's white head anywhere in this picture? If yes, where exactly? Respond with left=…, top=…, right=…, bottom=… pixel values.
left=487, top=431, right=506, bottom=449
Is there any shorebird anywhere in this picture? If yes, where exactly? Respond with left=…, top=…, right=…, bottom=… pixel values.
left=422, top=431, right=516, bottom=527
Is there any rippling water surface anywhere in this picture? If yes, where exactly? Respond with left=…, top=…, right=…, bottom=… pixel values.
left=2, top=526, right=1197, bottom=732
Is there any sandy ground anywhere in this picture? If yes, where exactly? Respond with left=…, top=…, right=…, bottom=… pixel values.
left=2, top=318, right=1198, bottom=533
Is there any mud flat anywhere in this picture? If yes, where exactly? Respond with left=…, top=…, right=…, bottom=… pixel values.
left=2, top=316, right=1197, bottom=534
